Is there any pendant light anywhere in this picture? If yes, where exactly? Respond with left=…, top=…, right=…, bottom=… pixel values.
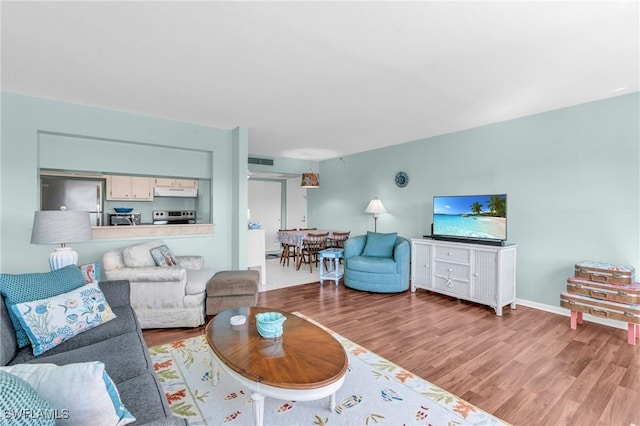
left=301, top=155, right=319, bottom=188
left=301, top=172, right=319, bottom=188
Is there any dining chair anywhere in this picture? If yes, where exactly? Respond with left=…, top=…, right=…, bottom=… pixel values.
left=278, top=228, right=298, bottom=267
left=325, top=231, right=350, bottom=268
left=327, top=231, right=350, bottom=249
left=297, top=232, right=329, bottom=273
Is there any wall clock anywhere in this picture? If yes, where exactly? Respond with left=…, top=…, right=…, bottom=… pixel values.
left=394, top=171, right=409, bottom=188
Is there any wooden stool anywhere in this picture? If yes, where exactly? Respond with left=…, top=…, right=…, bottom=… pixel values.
left=206, top=270, right=260, bottom=315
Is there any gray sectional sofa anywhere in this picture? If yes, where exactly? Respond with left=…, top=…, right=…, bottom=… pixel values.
left=0, top=280, right=184, bottom=425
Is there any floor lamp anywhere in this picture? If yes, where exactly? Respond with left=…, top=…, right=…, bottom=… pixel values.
left=365, top=198, right=386, bottom=232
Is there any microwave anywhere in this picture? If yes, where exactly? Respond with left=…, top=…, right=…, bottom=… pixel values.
left=107, top=212, right=141, bottom=226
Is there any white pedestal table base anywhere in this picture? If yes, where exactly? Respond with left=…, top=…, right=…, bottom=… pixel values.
left=210, top=349, right=345, bottom=426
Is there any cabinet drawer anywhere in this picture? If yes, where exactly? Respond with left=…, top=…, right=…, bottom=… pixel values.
left=434, top=246, right=470, bottom=264
left=435, top=262, right=470, bottom=280
left=434, top=276, right=469, bottom=297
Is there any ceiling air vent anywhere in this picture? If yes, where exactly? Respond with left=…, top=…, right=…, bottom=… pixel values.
left=248, top=157, right=274, bottom=166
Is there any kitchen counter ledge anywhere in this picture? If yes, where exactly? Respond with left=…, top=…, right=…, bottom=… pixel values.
left=92, top=224, right=214, bottom=239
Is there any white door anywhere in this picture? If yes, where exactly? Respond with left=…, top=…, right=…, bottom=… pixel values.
left=286, top=177, right=308, bottom=229
left=248, top=180, right=282, bottom=253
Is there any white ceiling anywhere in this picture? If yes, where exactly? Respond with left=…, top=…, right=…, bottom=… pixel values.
left=2, top=1, right=638, bottom=161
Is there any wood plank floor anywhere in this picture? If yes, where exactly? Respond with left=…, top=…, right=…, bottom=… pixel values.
left=143, top=282, right=640, bottom=426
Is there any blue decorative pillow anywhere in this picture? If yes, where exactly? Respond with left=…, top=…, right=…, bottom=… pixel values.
left=79, top=262, right=100, bottom=283
left=0, top=370, right=55, bottom=426
left=361, top=231, right=398, bottom=258
left=150, top=244, right=177, bottom=266
left=0, top=362, right=135, bottom=425
left=10, top=282, right=116, bottom=356
left=0, top=265, right=88, bottom=348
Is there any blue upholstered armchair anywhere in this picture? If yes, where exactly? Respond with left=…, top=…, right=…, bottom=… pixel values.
left=343, top=232, right=411, bottom=293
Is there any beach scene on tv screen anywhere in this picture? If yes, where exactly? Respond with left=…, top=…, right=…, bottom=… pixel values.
left=433, top=194, right=507, bottom=240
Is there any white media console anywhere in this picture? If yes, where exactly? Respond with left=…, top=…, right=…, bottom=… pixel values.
left=410, top=238, right=517, bottom=316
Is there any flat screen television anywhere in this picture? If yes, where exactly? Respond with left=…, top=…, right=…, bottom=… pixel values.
left=432, top=194, right=507, bottom=246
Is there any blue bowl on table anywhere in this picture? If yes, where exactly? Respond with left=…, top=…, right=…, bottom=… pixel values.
left=255, top=312, right=286, bottom=338
left=114, top=208, right=133, bottom=213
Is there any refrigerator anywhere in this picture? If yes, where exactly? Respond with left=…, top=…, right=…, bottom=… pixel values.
left=41, top=177, right=105, bottom=226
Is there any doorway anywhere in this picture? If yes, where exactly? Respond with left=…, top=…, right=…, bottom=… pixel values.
left=248, top=177, right=308, bottom=254
left=286, top=177, right=308, bottom=230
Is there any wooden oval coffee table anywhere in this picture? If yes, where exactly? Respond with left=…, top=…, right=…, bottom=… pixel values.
left=205, top=307, right=348, bottom=426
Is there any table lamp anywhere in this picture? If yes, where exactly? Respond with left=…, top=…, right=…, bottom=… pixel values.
left=30, top=209, right=93, bottom=270
left=365, top=198, right=387, bottom=232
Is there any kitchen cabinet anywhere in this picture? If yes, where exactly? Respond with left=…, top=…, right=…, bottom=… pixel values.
left=411, top=238, right=517, bottom=316
left=106, top=175, right=153, bottom=201
left=154, top=178, right=198, bottom=189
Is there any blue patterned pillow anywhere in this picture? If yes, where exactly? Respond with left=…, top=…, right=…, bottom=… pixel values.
left=10, top=282, right=117, bottom=356
left=0, top=265, right=88, bottom=348
left=0, top=370, right=55, bottom=425
left=150, top=244, right=177, bottom=266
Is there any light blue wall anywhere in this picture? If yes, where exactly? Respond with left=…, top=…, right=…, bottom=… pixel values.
left=3, top=91, right=638, bottom=307
left=0, top=92, right=248, bottom=274
left=310, top=93, right=640, bottom=306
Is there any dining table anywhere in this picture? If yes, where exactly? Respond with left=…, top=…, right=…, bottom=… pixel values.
left=275, top=229, right=348, bottom=271
left=275, top=229, right=346, bottom=250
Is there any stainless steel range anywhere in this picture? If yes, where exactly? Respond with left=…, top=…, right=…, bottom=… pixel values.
left=152, top=210, right=196, bottom=225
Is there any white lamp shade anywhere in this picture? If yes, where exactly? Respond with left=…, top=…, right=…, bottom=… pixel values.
left=365, top=198, right=387, bottom=216
left=31, top=210, right=93, bottom=270
left=31, top=210, right=93, bottom=244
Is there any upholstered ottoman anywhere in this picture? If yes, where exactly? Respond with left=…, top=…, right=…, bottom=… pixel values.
left=206, top=270, right=260, bottom=315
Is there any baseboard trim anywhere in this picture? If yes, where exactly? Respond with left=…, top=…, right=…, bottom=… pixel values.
left=517, top=298, right=628, bottom=331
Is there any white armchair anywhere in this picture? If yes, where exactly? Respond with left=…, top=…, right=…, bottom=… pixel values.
left=102, top=240, right=215, bottom=329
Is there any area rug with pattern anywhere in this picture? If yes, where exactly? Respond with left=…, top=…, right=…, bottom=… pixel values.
left=148, top=312, right=509, bottom=425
